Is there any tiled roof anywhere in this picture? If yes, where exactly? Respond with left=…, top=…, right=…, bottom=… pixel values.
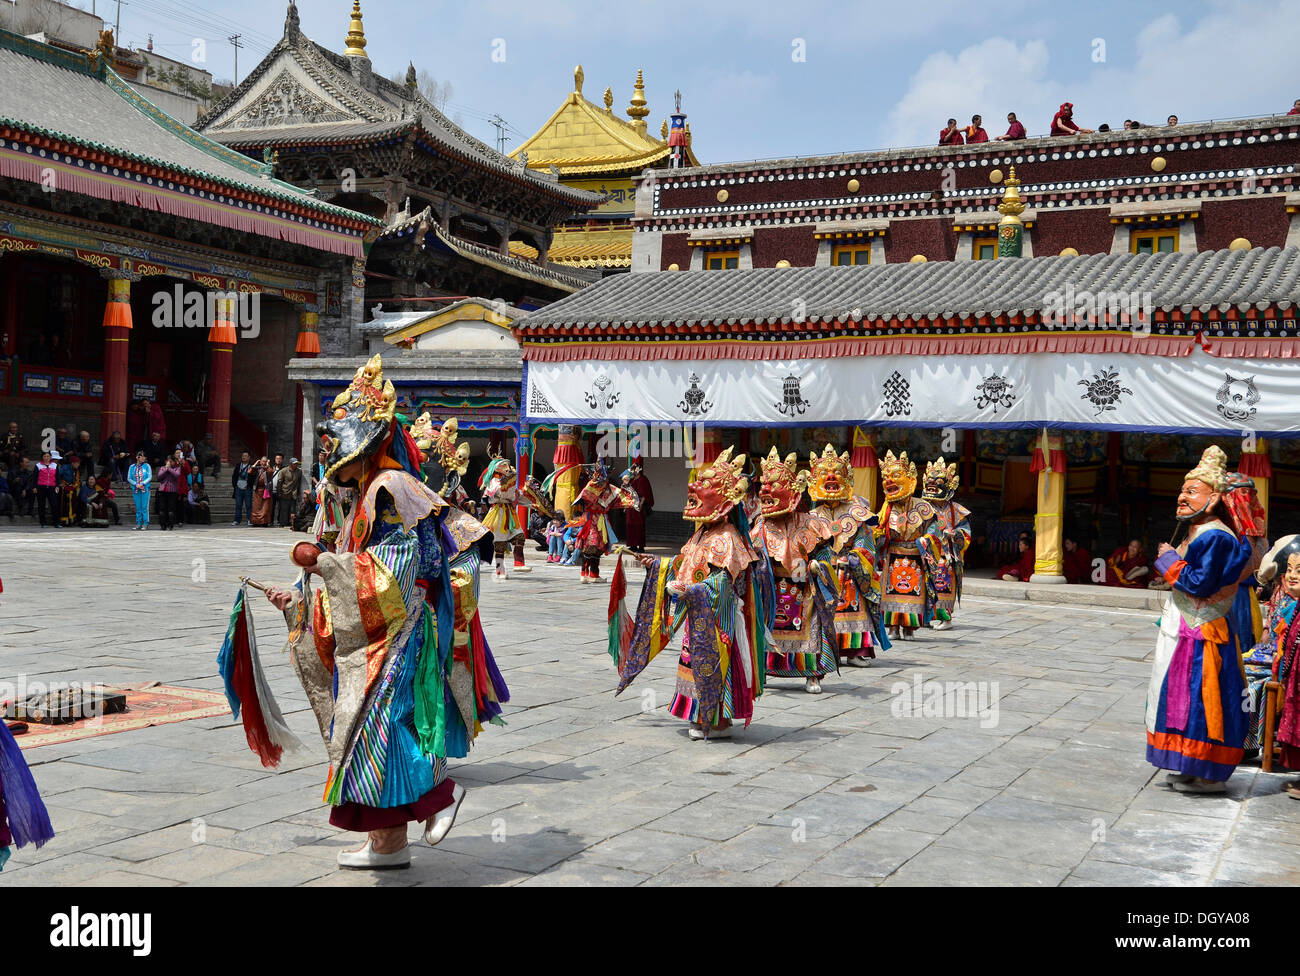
left=196, top=29, right=599, bottom=207
left=0, top=30, right=374, bottom=225
left=521, top=246, right=1300, bottom=329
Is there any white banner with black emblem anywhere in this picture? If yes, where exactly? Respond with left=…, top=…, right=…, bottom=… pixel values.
left=523, top=352, right=1298, bottom=435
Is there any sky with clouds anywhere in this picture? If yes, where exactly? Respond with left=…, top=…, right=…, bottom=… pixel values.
left=86, top=0, right=1300, bottom=161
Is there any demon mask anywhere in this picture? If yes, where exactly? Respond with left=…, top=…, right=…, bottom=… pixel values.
left=759, top=447, right=807, bottom=518
left=683, top=446, right=748, bottom=524
left=880, top=450, right=918, bottom=503
left=807, top=443, right=852, bottom=504
left=317, top=353, right=396, bottom=486
left=921, top=457, right=960, bottom=504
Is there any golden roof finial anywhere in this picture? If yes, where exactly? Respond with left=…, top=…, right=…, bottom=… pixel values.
left=997, top=166, right=1025, bottom=225
left=344, top=0, right=367, bottom=56
left=661, top=118, right=669, bottom=140
left=627, top=68, right=649, bottom=133
left=574, top=64, right=584, bottom=94
left=603, top=86, right=613, bottom=111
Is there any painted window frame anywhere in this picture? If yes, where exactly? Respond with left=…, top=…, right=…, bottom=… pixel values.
left=704, top=250, right=741, bottom=270
left=831, top=243, right=871, bottom=266
left=1130, top=228, right=1179, bottom=254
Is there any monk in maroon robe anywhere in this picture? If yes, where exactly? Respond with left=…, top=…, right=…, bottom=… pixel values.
left=624, top=459, right=654, bottom=553
left=1103, top=539, right=1150, bottom=588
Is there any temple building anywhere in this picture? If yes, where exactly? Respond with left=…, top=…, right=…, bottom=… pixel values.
left=530, top=115, right=1300, bottom=561
left=0, top=27, right=376, bottom=461
left=518, top=152, right=1300, bottom=570
left=196, top=1, right=602, bottom=318
left=509, top=66, right=697, bottom=275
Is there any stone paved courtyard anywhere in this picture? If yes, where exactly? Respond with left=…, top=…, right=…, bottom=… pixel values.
left=1, top=524, right=1298, bottom=887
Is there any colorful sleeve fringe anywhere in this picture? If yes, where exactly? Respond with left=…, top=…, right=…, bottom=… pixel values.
left=217, top=585, right=306, bottom=768
left=0, top=712, right=55, bottom=870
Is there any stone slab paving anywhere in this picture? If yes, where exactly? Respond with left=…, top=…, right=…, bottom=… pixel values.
left=0, top=523, right=1297, bottom=887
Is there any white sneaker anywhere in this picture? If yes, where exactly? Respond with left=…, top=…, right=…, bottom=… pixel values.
left=424, top=783, right=465, bottom=845
left=845, top=655, right=873, bottom=667
left=514, top=564, right=532, bottom=573
left=932, top=619, right=953, bottom=631
left=805, top=677, right=823, bottom=694
left=230, top=521, right=239, bottom=526
left=1165, top=771, right=1195, bottom=784
left=336, top=839, right=411, bottom=870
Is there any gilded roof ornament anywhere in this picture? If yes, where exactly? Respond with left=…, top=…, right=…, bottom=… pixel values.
left=574, top=64, right=584, bottom=94
left=603, top=87, right=614, bottom=111
left=997, top=166, right=1025, bottom=225
left=627, top=68, right=649, bottom=129
left=344, top=0, right=367, bottom=57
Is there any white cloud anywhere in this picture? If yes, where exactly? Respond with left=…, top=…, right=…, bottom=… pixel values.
left=881, top=0, right=1300, bottom=150
left=880, top=38, right=1057, bottom=148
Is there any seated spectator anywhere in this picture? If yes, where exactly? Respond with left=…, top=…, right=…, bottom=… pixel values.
left=88, top=473, right=119, bottom=526
left=186, top=481, right=211, bottom=525
left=1290, top=99, right=1300, bottom=116
left=998, top=537, right=1035, bottom=581
left=54, top=427, right=73, bottom=460
left=1097, top=123, right=1111, bottom=132
left=0, top=469, right=14, bottom=522
left=996, top=112, right=1026, bottom=141
left=1063, top=537, right=1093, bottom=584
left=195, top=432, right=221, bottom=478
left=1050, top=102, right=1093, bottom=136
left=939, top=118, right=964, bottom=146
left=545, top=517, right=565, bottom=563
left=139, top=431, right=167, bottom=469
left=1123, top=119, right=1134, bottom=130
left=965, top=114, right=988, bottom=143
left=2, top=420, right=25, bottom=472
left=1166, top=114, right=1179, bottom=126
left=12, top=457, right=35, bottom=517
left=74, top=430, right=95, bottom=473
left=100, top=430, right=131, bottom=482
left=1103, top=539, right=1150, bottom=588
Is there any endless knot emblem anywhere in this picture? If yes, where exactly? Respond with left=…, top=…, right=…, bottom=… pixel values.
left=973, top=374, right=1016, bottom=414
left=1078, top=367, right=1132, bottom=417
left=678, top=373, right=713, bottom=416
left=774, top=374, right=811, bottom=417
left=882, top=370, right=912, bottom=418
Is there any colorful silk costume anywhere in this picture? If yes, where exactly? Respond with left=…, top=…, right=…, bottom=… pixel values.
left=875, top=451, right=944, bottom=635
left=1146, top=447, right=1254, bottom=783
left=238, top=356, right=508, bottom=831
left=479, top=450, right=531, bottom=576
left=752, top=448, right=837, bottom=680
left=614, top=447, right=774, bottom=736
left=571, top=460, right=640, bottom=581
left=1244, top=536, right=1300, bottom=754
left=806, top=444, right=891, bottom=662
left=0, top=719, right=55, bottom=871
left=921, top=457, right=971, bottom=622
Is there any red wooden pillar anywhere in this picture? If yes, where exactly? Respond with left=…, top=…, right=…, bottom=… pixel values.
left=961, top=429, right=977, bottom=494
left=208, top=294, right=238, bottom=463
left=1106, top=432, right=1121, bottom=505
left=100, top=273, right=134, bottom=444
left=1, top=257, right=18, bottom=358
left=294, top=308, right=320, bottom=459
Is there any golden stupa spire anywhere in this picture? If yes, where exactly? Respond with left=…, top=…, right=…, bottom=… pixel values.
left=998, top=166, right=1025, bottom=225
left=344, top=0, right=367, bottom=57
left=627, top=68, right=649, bottom=134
